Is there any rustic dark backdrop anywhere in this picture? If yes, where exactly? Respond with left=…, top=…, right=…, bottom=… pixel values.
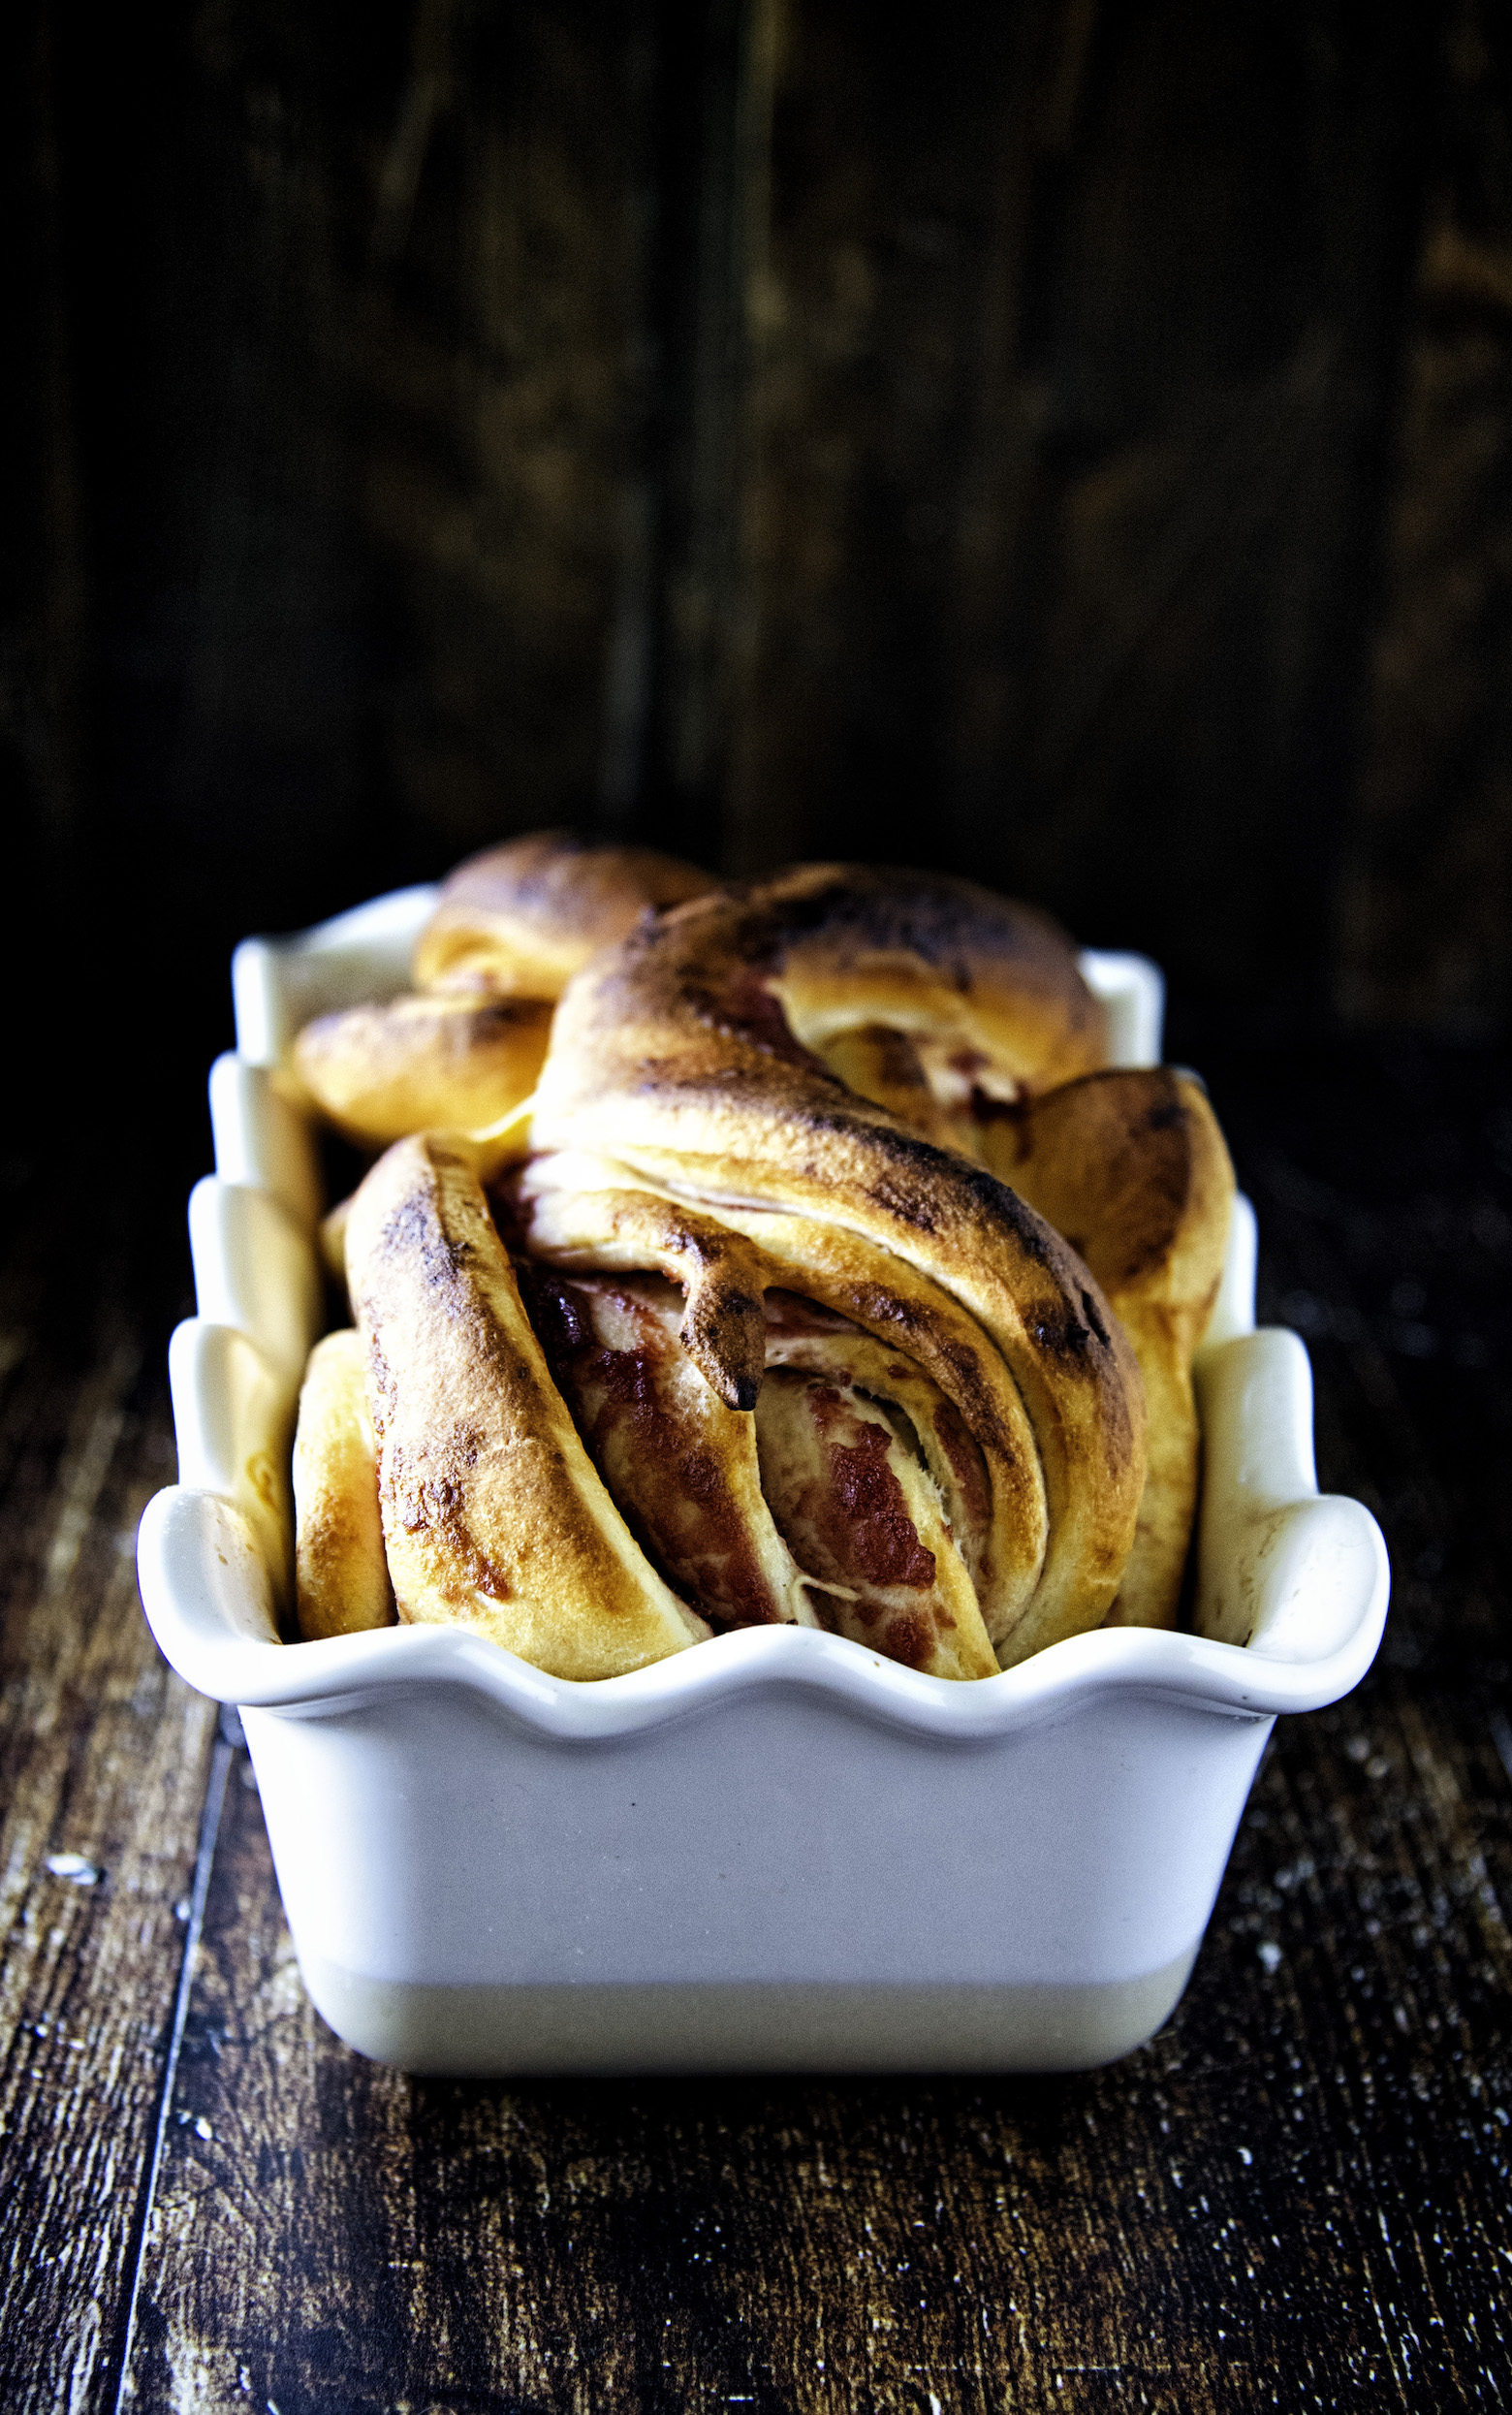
left=7, top=0, right=1512, bottom=1157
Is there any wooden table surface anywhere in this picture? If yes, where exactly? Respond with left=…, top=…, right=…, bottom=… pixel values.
left=2, top=1039, right=1510, bottom=2413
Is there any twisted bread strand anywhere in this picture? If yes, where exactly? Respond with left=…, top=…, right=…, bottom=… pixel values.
left=413, top=831, right=713, bottom=997
left=345, top=1134, right=706, bottom=1678
left=979, top=1067, right=1235, bottom=1631
left=514, top=1155, right=1050, bottom=1653
left=292, top=835, right=713, bottom=1151
left=527, top=873, right=1147, bottom=1664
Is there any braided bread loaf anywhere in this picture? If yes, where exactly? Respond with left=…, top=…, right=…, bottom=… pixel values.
left=295, top=865, right=1232, bottom=1678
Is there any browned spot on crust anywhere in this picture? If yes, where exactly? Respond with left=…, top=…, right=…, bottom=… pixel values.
left=413, top=835, right=715, bottom=1001
left=934, top=1397, right=992, bottom=1540
left=881, top=1609, right=934, bottom=1670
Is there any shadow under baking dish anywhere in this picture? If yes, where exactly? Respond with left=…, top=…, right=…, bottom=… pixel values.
left=136, top=887, right=1391, bottom=2076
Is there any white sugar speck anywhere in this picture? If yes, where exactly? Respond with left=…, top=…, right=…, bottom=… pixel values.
left=46, top=1853, right=99, bottom=1887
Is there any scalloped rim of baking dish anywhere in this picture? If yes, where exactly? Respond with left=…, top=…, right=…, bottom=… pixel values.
left=137, top=888, right=1390, bottom=1739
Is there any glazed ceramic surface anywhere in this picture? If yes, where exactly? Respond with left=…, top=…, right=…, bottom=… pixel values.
left=137, top=890, right=1389, bottom=2074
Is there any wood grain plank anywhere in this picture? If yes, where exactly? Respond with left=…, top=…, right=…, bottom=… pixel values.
left=0, top=1219, right=220, bottom=2414
left=721, top=0, right=1433, bottom=1033
left=725, top=0, right=1040, bottom=875
left=53, top=0, right=661, bottom=1170
left=38, top=0, right=1497, bottom=1052
left=1339, top=0, right=1512, bottom=1034
left=353, top=0, right=648, bottom=850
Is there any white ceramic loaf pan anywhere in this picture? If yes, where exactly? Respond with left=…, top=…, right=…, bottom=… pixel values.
left=137, top=888, right=1389, bottom=2076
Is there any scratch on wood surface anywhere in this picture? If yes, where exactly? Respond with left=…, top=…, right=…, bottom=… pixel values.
left=111, top=1733, right=235, bottom=2415
left=42, top=1335, right=139, bottom=1600
left=0, top=1285, right=220, bottom=2415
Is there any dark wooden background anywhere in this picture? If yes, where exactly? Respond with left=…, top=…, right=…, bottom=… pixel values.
left=7, top=0, right=1512, bottom=1160
left=6, top=4, right=1512, bottom=2405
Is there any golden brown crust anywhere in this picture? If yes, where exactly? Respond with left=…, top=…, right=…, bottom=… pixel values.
left=753, top=862, right=1108, bottom=1103
left=309, top=863, right=1223, bottom=1682
left=293, top=1330, right=396, bottom=1639
left=984, top=1069, right=1235, bottom=1630
left=346, top=1135, right=705, bottom=1678
left=816, top=1025, right=966, bottom=1151
left=291, top=994, right=552, bottom=1151
left=412, top=832, right=715, bottom=1000
left=290, top=834, right=711, bottom=1154
left=527, top=876, right=1147, bottom=1662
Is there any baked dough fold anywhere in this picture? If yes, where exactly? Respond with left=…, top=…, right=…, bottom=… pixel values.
left=292, top=1328, right=396, bottom=1640
left=979, top=1067, right=1234, bottom=1630
left=292, top=834, right=713, bottom=1151
left=346, top=1134, right=705, bottom=1678
left=525, top=869, right=1148, bottom=1664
